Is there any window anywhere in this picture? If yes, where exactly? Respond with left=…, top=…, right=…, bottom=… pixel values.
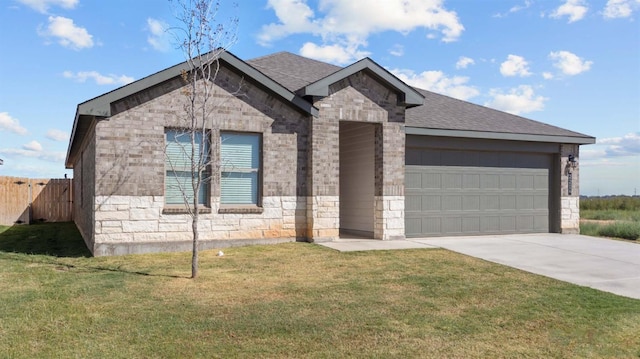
left=165, top=129, right=209, bottom=206
left=220, top=132, right=261, bottom=206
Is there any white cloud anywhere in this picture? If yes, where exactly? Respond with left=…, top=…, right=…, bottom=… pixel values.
left=550, top=0, right=589, bottom=23
left=299, top=42, right=370, bottom=65
left=485, top=85, right=547, bottom=115
left=389, top=44, right=404, bottom=57
left=455, top=56, right=474, bottom=69
left=549, top=50, right=593, bottom=75
left=1, top=147, right=66, bottom=162
left=391, top=68, right=480, bottom=101
left=46, top=129, right=68, bottom=142
left=39, top=16, right=94, bottom=50
left=146, top=18, right=171, bottom=52
left=494, top=0, right=532, bottom=17
left=23, top=140, right=43, bottom=152
left=259, top=0, right=464, bottom=63
left=63, top=70, right=134, bottom=86
left=0, top=112, right=28, bottom=135
left=16, top=0, right=77, bottom=13
left=542, top=72, right=554, bottom=80
left=603, top=0, right=640, bottom=19
left=500, top=54, right=532, bottom=77
left=597, top=132, right=640, bottom=157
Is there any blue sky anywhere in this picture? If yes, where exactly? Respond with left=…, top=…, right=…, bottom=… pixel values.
left=0, top=0, right=638, bottom=196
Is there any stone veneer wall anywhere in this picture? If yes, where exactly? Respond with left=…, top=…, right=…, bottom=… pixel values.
left=374, top=196, right=404, bottom=240
left=92, top=195, right=306, bottom=256
left=560, top=144, right=580, bottom=234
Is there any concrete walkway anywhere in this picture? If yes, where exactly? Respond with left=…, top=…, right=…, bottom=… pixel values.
left=320, top=234, right=640, bottom=300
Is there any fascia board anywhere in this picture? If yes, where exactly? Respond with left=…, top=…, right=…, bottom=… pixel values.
left=405, top=127, right=596, bottom=145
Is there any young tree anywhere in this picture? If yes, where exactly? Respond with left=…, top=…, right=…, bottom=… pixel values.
left=166, top=0, right=237, bottom=278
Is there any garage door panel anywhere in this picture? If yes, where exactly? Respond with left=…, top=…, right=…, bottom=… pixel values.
left=481, top=174, right=500, bottom=189
left=464, top=174, right=480, bottom=189
left=405, top=149, right=550, bottom=237
left=443, top=173, right=462, bottom=189
left=500, top=175, right=517, bottom=189
left=481, top=217, right=501, bottom=232
left=422, top=173, right=441, bottom=189
left=442, top=196, right=462, bottom=211
left=463, top=217, right=480, bottom=233
left=501, top=195, right=517, bottom=210
left=482, top=195, right=500, bottom=210
left=406, top=172, right=422, bottom=189
left=463, top=196, right=480, bottom=211
left=535, top=175, right=548, bottom=189
left=422, top=195, right=441, bottom=211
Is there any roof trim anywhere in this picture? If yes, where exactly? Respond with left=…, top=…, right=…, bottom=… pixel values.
left=300, top=57, right=424, bottom=107
left=405, top=127, right=596, bottom=145
left=76, top=50, right=317, bottom=118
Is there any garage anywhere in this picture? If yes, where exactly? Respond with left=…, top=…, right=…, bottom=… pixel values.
left=405, top=136, right=559, bottom=237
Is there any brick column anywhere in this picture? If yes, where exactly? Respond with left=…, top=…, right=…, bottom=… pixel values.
left=374, top=122, right=406, bottom=240
left=306, top=109, right=340, bottom=242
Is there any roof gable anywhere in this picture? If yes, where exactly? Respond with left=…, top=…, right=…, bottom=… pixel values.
left=299, top=57, right=424, bottom=108
left=76, top=50, right=316, bottom=118
left=66, top=50, right=318, bottom=168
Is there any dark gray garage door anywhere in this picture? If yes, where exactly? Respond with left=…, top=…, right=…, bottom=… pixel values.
left=405, top=148, right=551, bottom=237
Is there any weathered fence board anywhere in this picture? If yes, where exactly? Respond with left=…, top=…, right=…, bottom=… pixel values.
left=31, top=179, right=73, bottom=223
left=0, top=177, right=73, bottom=226
left=0, top=176, right=30, bottom=225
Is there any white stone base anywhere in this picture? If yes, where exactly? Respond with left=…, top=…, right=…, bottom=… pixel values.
left=91, top=195, right=308, bottom=254
left=306, top=195, right=340, bottom=240
left=561, top=196, right=580, bottom=234
left=374, top=196, right=405, bottom=240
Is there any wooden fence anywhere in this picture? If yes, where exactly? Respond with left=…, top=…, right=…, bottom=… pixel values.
left=0, top=176, right=73, bottom=226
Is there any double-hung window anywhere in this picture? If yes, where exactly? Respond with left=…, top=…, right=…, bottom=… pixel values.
left=220, top=132, right=261, bottom=206
left=165, top=129, right=210, bottom=206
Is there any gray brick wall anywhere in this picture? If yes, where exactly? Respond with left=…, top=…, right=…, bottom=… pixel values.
left=95, top=64, right=309, bottom=200
left=73, top=129, right=96, bottom=250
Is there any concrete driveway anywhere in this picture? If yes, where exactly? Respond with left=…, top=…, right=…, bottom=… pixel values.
left=414, top=234, right=640, bottom=300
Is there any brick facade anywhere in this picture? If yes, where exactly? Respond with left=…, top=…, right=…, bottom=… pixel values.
left=73, top=63, right=410, bottom=255
left=68, top=54, right=590, bottom=256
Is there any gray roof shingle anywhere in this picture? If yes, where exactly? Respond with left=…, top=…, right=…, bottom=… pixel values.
left=247, top=51, right=593, bottom=140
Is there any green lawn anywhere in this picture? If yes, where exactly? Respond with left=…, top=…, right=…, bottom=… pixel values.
left=1, top=223, right=639, bottom=358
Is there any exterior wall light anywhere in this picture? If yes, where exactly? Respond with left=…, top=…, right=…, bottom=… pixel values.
left=568, top=154, right=577, bottom=169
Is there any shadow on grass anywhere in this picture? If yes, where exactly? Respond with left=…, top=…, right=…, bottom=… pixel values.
left=0, top=222, right=187, bottom=278
left=0, top=222, right=91, bottom=257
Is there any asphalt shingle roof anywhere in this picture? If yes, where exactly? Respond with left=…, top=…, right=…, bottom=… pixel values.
left=247, top=52, right=592, bottom=140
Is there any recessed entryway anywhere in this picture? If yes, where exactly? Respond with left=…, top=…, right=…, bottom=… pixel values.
left=339, top=122, right=376, bottom=238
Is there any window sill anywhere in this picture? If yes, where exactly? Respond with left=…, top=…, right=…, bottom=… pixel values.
left=162, top=207, right=212, bottom=215
left=218, top=206, right=263, bottom=214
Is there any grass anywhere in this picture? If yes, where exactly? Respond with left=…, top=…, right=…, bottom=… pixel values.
left=581, top=209, right=640, bottom=222
left=580, top=221, right=640, bottom=241
left=580, top=207, right=640, bottom=241
left=1, top=223, right=640, bottom=358
left=580, top=197, right=640, bottom=240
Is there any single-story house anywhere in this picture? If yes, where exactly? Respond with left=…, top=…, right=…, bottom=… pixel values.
left=65, top=50, right=595, bottom=256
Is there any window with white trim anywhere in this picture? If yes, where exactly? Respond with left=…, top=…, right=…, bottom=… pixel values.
left=165, top=129, right=210, bottom=206
left=220, top=132, right=261, bottom=206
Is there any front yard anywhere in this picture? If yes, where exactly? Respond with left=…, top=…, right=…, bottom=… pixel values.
left=0, top=223, right=638, bottom=358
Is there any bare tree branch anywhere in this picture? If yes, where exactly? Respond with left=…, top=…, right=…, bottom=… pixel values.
left=165, top=0, right=238, bottom=278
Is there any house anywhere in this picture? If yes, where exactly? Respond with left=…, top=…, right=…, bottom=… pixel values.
left=65, top=50, right=595, bottom=256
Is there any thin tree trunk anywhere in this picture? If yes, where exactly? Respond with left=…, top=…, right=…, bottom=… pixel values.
left=192, top=212, right=199, bottom=278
